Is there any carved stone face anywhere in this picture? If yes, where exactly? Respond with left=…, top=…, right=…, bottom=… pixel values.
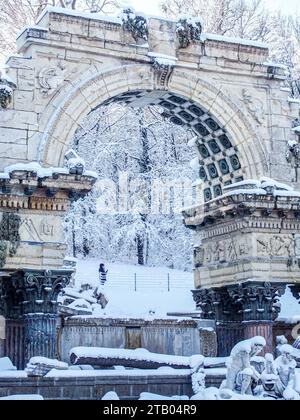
left=252, top=344, right=264, bottom=355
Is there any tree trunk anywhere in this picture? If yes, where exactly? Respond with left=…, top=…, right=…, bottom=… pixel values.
left=136, top=232, right=145, bottom=266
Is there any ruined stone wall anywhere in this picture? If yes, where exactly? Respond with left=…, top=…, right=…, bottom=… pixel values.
left=0, top=8, right=298, bottom=188
left=58, top=318, right=217, bottom=362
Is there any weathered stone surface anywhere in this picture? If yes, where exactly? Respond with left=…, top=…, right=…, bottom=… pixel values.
left=0, top=374, right=194, bottom=400
left=1, top=269, right=73, bottom=368
left=186, top=180, right=300, bottom=354
left=59, top=318, right=215, bottom=363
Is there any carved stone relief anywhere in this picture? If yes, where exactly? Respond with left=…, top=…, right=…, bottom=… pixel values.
left=257, top=235, right=293, bottom=257
left=41, top=220, right=54, bottom=237
left=203, top=237, right=250, bottom=264
left=38, top=62, right=66, bottom=97
left=242, top=89, right=265, bottom=124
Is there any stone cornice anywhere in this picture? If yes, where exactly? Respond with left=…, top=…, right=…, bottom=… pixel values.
left=184, top=191, right=300, bottom=229
left=198, top=216, right=300, bottom=239
left=0, top=169, right=97, bottom=211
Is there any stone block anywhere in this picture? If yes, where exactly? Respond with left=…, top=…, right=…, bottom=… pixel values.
left=13, top=91, right=35, bottom=111
left=17, top=69, right=35, bottom=91
left=0, top=127, right=27, bottom=145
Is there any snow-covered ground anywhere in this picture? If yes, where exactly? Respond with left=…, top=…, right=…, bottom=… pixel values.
left=73, top=259, right=300, bottom=321
left=74, top=259, right=195, bottom=319
left=278, top=286, right=300, bottom=323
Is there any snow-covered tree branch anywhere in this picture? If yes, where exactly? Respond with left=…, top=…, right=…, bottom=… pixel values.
left=161, top=0, right=300, bottom=98
left=64, top=104, right=195, bottom=270
left=0, top=0, right=121, bottom=59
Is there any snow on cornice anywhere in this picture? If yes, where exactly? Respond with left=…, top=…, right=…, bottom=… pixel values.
left=0, top=162, right=98, bottom=180
left=35, top=6, right=269, bottom=51
left=36, top=6, right=122, bottom=26
left=148, top=52, right=178, bottom=66
left=201, top=33, right=269, bottom=50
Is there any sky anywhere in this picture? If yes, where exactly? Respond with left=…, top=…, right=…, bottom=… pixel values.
left=128, top=0, right=300, bottom=16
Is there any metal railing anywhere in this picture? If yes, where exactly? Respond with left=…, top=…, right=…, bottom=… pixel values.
left=103, top=273, right=194, bottom=292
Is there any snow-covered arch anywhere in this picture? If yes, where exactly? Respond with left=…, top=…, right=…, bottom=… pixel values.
left=37, top=64, right=268, bottom=200
left=0, top=7, right=299, bottom=367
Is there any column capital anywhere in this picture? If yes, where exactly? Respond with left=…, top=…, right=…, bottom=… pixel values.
left=193, top=282, right=286, bottom=322
left=11, top=269, right=73, bottom=315
left=0, top=269, right=73, bottom=317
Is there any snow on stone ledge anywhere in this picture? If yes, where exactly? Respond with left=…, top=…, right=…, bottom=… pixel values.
left=0, top=395, right=44, bottom=401
left=0, top=371, right=28, bottom=379
left=1, top=162, right=98, bottom=179
left=0, top=357, right=17, bottom=372
left=221, top=177, right=300, bottom=199
left=36, top=6, right=122, bottom=26
left=70, top=347, right=204, bottom=368
left=201, top=33, right=269, bottom=49
left=46, top=368, right=192, bottom=379
left=148, top=52, right=178, bottom=66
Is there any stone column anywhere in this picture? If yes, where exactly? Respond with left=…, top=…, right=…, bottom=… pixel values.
left=23, top=314, right=58, bottom=364
left=16, top=269, right=71, bottom=367
left=193, top=282, right=285, bottom=355
left=184, top=180, right=300, bottom=356
left=0, top=164, right=96, bottom=368
left=194, top=282, right=285, bottom=356
left=1, top=269, right=72, bottom=368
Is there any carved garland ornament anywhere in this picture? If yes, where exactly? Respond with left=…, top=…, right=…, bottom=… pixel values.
left=176, top=17, right=203, bottom=49
left=0, top=74, right=17, bottom=109
left=121, top=8, right=148, bottom=42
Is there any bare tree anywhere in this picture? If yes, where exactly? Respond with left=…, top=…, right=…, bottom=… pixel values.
left=0, top=0, right=121, bottom=60
left=161, top=0, right=300, bottom=98
left=161, top=0, right=272, bottom=41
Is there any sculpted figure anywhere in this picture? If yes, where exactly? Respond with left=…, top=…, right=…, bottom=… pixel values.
left=224, top=337, right=266, bottom=395
left=261, top=353, right=278, bottom=395
left=274, top=345, right=300, bottom=400
left=275, top=335, right=288, bottom=358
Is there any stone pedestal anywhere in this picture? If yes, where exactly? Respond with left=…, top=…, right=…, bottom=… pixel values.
left=1, top=269, right=72, bottom=368
left=184, top=180, right=300, bottom=356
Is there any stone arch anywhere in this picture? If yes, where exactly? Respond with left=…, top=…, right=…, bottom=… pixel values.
left=38, top=64, right=268, bottom=198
